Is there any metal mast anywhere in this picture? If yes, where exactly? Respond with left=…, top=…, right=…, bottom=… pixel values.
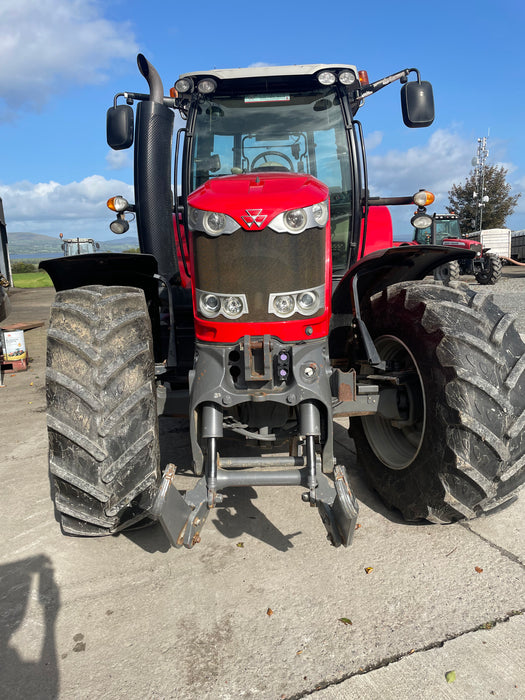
left=473, top=135, right=489, bottom=231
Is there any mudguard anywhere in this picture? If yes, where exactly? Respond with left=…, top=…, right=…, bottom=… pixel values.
left=39, top=252, right=158, bottom=294
left=332, top=244, right=476, bottom=313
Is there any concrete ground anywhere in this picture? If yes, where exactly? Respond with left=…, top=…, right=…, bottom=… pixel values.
left=1, top=276, right=524, bottom=700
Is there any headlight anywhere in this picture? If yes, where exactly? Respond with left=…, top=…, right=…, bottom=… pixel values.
left=197, top=78, right=217, bottom=94
left=318, top=71, right=336, bottom=85
left=268, top=200, right=329, bottom=234
left=272, top=295, right=295, bottom=317
left=175, top=77, right=194, bottom=93
left=188, top=207, right=239, bottom=236
left=222, top=296, right=244, bottom=319
left=203, top=211, right=227, bottom=236
left=268, top=285, right=324, bottom=318
left=312, top=201, right=328, bottom=226
left=338, top=70, right=356, bottom=85
left=411, top=213, right=433, bottom=229
left=297, top=291, right=318, bottom=312
left=284, top=209, right=307, bottom=233
left=196, top=290, right=248, bottom=320
left=200, top=294, right=221, bottom=318
left=189, top=206, right=200, bottom=228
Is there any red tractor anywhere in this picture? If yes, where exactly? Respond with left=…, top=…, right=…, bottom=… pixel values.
left=412, top=212, right=503, bottom=285
left=41, top=57, right=524, bottom=548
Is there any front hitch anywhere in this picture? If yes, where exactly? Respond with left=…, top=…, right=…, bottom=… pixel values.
left=150, top=460, right=359, bottom=549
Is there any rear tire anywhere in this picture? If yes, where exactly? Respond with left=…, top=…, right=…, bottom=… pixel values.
left=475, top=253, right=502, bottom=285
left=352, top=281, right=525, bottom=523
left=46, top=285, right=160, bottom=536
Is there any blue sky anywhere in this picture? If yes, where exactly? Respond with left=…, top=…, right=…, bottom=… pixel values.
left=1, top=0, right=524, bottom=242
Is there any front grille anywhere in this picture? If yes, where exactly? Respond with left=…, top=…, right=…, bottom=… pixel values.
left=192, top=225, right=326, bottom=322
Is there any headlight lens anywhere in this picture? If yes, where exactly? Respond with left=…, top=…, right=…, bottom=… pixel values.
left=273, top=295, right=295, bottom=317
left=175, top=77, right=194, bottom=93
left=197, top=78, right=217, bottom=94
left=338, top=70, right=356, bottom=85
left=188, top=207, right=239, bottom=236
left=223, top=296, right=244, bottom=318
left=312, top=201, right=328, bottom=226
left=284, top=209, right=307, bottom=233
left=188, top=207, right=200, bottom=228
left=411, top=213, right=433, bottom=229
left=297, top=291, right=318, bottom=311
left=318, top=71, right=336, bottom=85
left=203, top=211, right=227, bottom=235
left=201, top=294, right=221, bottom=317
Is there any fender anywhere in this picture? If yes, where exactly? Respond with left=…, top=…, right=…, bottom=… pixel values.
left=40, top=252, right=195, bottom=371
left=332, top=244, right=475, bottom=314
left=40, top=251, right=158, bottom=295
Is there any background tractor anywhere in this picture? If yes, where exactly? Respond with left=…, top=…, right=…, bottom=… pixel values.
left=59, top=232, right=100, bottom=256
left=41, top=56, right=525, bottom=548
left=411, top=212, right=503, bottom=284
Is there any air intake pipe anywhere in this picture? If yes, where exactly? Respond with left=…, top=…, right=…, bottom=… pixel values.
left=134, top=54, right=177, bottom=283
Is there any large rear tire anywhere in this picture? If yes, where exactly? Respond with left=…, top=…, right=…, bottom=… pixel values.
left=351, top=281, right=525, bottom=523
left=46, top=285, right=160, bottom=536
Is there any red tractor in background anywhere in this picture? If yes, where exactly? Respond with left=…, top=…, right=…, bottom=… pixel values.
left=40, top=56, right=525, bottom=549
left=411, top=212, right=503, bottom=285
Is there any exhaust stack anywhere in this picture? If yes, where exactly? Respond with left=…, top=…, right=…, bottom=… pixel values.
left=134, top=54, right=177, bottom=283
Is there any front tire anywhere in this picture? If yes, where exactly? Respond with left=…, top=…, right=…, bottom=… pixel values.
left=352, top=281, right=525, bottom=523
left=433, top=259, right=460, bottom=285
left=475, top=253, right=502, bottom=285
left=46, top=285, right=160, bottom=536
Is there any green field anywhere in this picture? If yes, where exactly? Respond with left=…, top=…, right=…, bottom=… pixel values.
left=12, top=271, right=54, bottom=288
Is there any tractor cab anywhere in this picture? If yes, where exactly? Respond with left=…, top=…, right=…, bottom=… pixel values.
left=413, top=213, right=461, bottom=245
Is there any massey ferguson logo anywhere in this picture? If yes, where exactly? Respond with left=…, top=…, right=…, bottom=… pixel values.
left=241, top=209, right=267, bottom=228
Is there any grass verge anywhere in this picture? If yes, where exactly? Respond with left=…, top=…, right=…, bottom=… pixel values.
left=12, top=272, right=54, bottom=288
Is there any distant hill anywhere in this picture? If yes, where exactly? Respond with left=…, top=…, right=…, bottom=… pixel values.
left=8, top=231, right=140, bottom=256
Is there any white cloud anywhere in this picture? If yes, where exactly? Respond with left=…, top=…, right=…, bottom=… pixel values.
left=364, top=131, right=383, bottom=151
left=365, top=129, right=525, bottom=237
left=1, top=175, right=135, bottom=238
left=368, top=129, right=474, bottom=201
left=0, top=0, right=138, bottom=119
left=106, top=149, right=133, bottom=171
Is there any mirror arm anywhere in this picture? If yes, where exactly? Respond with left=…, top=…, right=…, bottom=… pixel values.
left=113, top=92, right=180, bottom=109
left=360, top=68, right=420, bottom=99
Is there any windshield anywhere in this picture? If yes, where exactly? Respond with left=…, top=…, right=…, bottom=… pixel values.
left=416, top=218, right=461, bottom=245
left=189, top=88, right=353, bottom=270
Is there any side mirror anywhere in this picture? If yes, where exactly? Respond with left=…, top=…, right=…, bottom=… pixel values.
left=107, top=104, right=134, bottom=150
left=401, top=80, right=435, bottom=128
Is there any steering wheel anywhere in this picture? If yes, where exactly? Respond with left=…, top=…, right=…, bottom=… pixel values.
left=251, top=150, right=294, bottom=172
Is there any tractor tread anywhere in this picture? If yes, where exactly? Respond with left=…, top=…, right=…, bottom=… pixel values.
left=46, top=285, right=160, bottom=537
left=353, top=280, right=525, bottom=523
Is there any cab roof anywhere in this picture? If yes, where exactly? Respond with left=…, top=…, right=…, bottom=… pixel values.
left=178, top=64, right=358, bottom=82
